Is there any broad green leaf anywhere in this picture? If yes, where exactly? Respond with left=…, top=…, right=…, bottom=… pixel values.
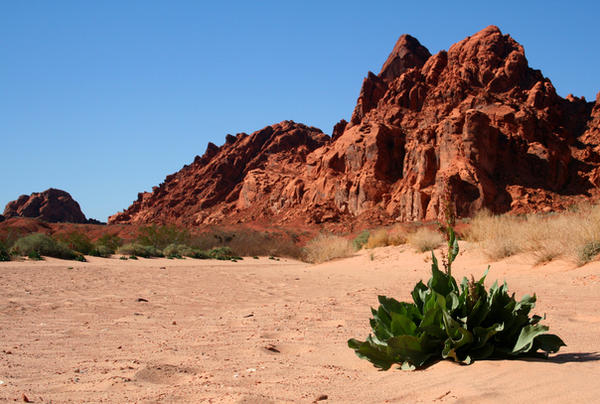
left=450, top=236, right=459, bottom=264
left=388, top=335, right=435, bottom=367
left=533, top=333, right=566, bottom=354
left=391, top=313, right=417, bottom=336
left=379, top=296, right=422, bottom=322
left=512, top=324, right=550, bottom=354
left=411, top=281, right=428, bottom=311
left=478, top=266, right=490, bottom=285
left=446, top=292, right=460, bottom=312
left=348, top=338, right=395, bottom=370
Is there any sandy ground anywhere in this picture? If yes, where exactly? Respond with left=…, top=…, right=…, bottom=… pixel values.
left=1, top=243, right=600, bottom=403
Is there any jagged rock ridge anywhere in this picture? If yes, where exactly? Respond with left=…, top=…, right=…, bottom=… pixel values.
left=110, top=26, right=600, bottom=226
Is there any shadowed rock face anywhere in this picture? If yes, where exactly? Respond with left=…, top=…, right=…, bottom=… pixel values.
left=4, top=188, right=89, bottom=223
left=110, top=26, right=600, bottom=226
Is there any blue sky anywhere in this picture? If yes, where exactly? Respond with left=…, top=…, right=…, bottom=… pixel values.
left=2, top=1, right=599, bottom=221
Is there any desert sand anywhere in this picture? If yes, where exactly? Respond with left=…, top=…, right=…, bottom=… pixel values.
left=1, top=243, right=599, bottom=403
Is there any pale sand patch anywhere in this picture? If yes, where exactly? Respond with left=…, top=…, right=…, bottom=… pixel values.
left=0, top=243, right=599, bottom=403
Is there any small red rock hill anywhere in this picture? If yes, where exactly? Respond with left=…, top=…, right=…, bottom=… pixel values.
left=110, top=26, right=600, bottom=226
left=4, top=188, right=92, bottom=224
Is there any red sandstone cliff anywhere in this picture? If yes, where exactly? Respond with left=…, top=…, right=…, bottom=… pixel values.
left=110, top=26, right=600, bottom=226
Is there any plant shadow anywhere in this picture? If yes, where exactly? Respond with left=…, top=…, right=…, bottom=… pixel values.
left=522, top=352, right=600, bottom=364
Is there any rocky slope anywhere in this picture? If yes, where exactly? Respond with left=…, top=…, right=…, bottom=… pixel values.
left=110, top=26, right=600, bottom=226
left=4, top=188, right=93, bottom=224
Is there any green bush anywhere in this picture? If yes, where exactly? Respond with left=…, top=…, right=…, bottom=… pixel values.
left=136, top=225, right=189, bottom=250
left=188, top=228, right=302, bottom=259
left=348, top=220, right=565, bottom=370
left=353, top=230, right=370, bottom=251
left=10, top=233, right=80, bottom=260
left=206, top=246, right=242, bottom=261
left=97, top=233, right=122, bottom=250
left=28, top=250, right=42, bottom=260
left=0, top=241, right=10, bottom=261
left=88, top=233, right=122, bottom=257
left=117, top=243, right=163, bottom=258
left=55, top=232, right=94, bottom=254
left=163, top=243, right=194, bottom=258
left=89, top=244, right=114, bottom=258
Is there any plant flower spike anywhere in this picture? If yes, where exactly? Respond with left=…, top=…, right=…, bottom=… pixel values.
left=348, top=196, right=565, bottom=370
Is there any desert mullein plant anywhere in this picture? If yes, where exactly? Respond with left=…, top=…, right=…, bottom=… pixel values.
left=348, top=193, right=565, bottom=370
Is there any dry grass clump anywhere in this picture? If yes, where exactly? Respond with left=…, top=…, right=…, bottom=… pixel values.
left=364, top=225, right=407, bottom=249
left=365, top=229, right=389, bottom=249
left=407, top=227, right=443, bottom=252
left=303, top=233, right=354, bottom=264
left=465, top=205, right=600, bottom=265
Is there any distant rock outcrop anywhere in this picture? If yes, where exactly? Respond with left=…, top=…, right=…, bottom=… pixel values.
left=4, top=188, right=91, bottom=224
left=110, top=26, right=600, bottom=226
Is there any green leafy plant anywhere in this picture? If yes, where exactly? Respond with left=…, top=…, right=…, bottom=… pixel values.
left=348, top=199, right=565, bottom=370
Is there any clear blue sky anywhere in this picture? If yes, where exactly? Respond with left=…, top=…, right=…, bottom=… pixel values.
left=2, top=1, right=599, bottom=221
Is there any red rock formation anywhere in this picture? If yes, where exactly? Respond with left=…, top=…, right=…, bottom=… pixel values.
left=4, top=188, right=90, bottom=223
left=109, top=121, right=329, bottom=225
left=110, top=26, right=600, bottom=226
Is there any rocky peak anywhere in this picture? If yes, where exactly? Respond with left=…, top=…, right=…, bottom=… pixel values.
left=3, top=188, right=90, bottom=223
left=109, top=121, right=329, bottom=225
left=379, top=34, right=431, bottom=81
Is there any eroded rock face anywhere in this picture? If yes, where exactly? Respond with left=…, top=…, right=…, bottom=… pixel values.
left=110, top=26, right=600, bottom=226
left=109, top=121, right=329, bottom=225
left=4, top=189, right=89, bottom=223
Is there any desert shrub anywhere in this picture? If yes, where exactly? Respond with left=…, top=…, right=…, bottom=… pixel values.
left=188, top=228, right=302, bottom=259
left=117, top=243, right=163, bottom=258
left=353, top=230, right=370, bottom=250
left=365, top=229, right=389, bottom=249
left=89, top=244, right=114, bottom=258
left=0, top=241, right=11, bottom=261
left=388, top=225, right=408, bottom=246
left=578, top=242, right=600, bottom=265
left=89, top=233, right=122, bottom=257
left=136, top=225, right=190, bottom=250
left=302, top=233, right=354, bottom=264
left=206, top=246, right=241, bottom=261
left=55, top=232, right=94, bottom=254
left=407, top=227, right=443, bottom=252
left=163, top=243, right=194, bottom=258
left=10, top=233, right=80, bottom=260
left=28, top=250, right=42, bottom=260
left=349, top=219, right=565, bottom=370
left=362, top=225, right=407, bottom=249
left=96, top=233, right=122, bottom=250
